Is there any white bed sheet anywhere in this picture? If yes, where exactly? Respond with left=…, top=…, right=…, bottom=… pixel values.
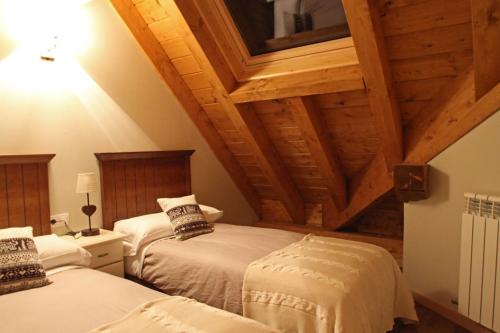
left=0, top=266, right=162, bottom=333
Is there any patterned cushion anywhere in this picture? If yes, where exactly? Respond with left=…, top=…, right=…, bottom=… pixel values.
left=0, top=237, right=51, bottom=295
left=166, top=204, right=214, bottom=240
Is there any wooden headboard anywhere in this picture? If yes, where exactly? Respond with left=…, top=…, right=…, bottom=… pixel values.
left=0, top=154, right=55, bottom=236
left=95, top=151, right=195, bottom=230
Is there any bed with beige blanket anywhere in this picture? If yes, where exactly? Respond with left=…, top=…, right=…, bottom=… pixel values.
left=125, top=224, right=417, bottom=332
left=0, top=266, right=280, bottom=333
left=243, top=234, right=417, bottom=333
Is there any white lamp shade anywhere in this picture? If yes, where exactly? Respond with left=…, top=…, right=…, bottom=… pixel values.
left=75, top=172, right=97, bottom=194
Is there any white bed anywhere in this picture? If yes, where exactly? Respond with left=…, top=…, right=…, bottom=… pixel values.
left=0, top=266, right=279, bottom=333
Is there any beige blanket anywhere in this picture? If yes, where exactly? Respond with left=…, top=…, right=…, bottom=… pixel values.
left=89, top=296, right=280, bottom=333
left=139, top=223, right=303, bottom=314
left=243, top=235, right=417, bottom=333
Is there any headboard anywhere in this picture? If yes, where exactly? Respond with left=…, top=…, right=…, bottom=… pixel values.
left=95, top=151, right=195, bottom=230
left=0, top=154, right=55, bottom=236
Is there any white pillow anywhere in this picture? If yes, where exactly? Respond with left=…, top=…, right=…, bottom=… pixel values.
left=199, top=205, right=223, bottom=223
left=114, top=212, right=174, bottom=256
left=34, top=234, right=91, bottom=270
left=0, top=226, right=33, bottom=238
left=157, top=194, right=197, bottom=212
left=157, top=196, right=223, bottom=223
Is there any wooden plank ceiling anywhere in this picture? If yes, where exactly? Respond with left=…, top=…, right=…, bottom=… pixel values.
left=111, top=0, right=499, bottom=232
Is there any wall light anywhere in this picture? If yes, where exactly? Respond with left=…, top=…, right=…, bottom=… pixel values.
left=0, top=0, right=93, bottom=62
left=40, top=36, right=59, bottom=62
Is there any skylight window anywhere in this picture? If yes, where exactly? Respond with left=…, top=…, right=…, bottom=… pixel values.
left=224, top=0, right=351, bottom=55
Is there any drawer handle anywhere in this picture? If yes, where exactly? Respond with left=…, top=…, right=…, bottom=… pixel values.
left=97, top=253, right=109, bottom=258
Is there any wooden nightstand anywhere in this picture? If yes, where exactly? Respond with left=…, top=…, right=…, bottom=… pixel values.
left=61, top=229, right=126, bottom=277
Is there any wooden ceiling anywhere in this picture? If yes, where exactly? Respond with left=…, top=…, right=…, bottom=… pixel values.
left=110, top=0, right=499, bottom=231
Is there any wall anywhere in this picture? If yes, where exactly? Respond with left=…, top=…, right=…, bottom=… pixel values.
left=404, top=110, right=500, bottom=309
left=0, top=0, right=257, bottom=230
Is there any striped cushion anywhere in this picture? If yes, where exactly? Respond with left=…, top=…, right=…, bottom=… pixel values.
left=0, top=237, right=51, bottom=295
left=166, top=204, right=214, bottom=240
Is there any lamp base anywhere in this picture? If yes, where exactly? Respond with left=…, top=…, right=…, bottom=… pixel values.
left=81, top=228, right=100, bottom=237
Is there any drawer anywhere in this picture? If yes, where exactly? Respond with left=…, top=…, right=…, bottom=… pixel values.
left=87, top=241, right=123, bottom=269
left=98, top=261, right=124, bottom=277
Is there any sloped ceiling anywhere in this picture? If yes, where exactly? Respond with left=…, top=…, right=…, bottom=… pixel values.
left=110, top=0, right=499, bottom=232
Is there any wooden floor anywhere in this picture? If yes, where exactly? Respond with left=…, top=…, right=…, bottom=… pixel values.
left=392, top=305, right=470, bottom=333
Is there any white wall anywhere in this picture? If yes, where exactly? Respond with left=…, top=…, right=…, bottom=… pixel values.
left=0, top=0, right=257, bottom=230
left=404, top=110, right=500, bottom=309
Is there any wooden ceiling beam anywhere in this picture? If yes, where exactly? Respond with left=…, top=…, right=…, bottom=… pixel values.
left=406, top=66, right=500, bottom=163
left=471, top=0, right=500, bottom=100
left=331, top=65, right=500, bottom=231
left=285, top=97, right=347, bottom=211
left=333, top=152, right=393, bottom=229
left=228, top=103, right=306, bottom=224
left=230, top=65, right=365, bottom=104
left=161, top=0, right=305, bottom=223
left=109, top=0, right=262, bottom=216
left=342, top=0, right=404, bottom=170
left=168, top=0, right=237, bottom=92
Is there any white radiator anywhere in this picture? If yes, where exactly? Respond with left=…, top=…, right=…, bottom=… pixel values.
left=459, top=193, right=500, bottom=331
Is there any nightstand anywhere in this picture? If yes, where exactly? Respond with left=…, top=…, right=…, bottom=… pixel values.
left=61, top=229, right=126, bottom=277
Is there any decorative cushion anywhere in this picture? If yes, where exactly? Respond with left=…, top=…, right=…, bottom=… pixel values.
left=158, top=198, right=224, bottom=223
left=157, top=195, right=214, bottom=240
left=0, top=237, right=51, bottom=295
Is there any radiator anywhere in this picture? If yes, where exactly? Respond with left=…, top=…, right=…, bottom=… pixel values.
left=459, top=193, right=500, bottom=331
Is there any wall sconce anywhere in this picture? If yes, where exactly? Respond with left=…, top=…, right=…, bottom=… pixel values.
left=1, top=0, right=93, bottom=62
left=40, top=35, right=59, bottom=62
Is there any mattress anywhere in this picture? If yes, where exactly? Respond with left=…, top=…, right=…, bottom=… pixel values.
left=133, top=223, right=304, bottom=314
left=0, top=267, right=162, bottom=333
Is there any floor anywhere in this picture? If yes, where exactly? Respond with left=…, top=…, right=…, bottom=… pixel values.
left=392, top=305, right=470, bottom=333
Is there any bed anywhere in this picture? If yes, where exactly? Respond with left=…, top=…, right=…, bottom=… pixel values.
left=1, top=266, right=279, bottom=333
left=95, top=150, right=418, bottom=332
left=0, top=154, right=280, bottom=333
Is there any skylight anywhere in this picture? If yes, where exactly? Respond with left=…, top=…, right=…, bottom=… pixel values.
left=224, top=0, right=351, bottom=55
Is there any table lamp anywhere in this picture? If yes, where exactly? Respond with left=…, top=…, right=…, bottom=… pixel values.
left=76, top=172, right=99, bottom=236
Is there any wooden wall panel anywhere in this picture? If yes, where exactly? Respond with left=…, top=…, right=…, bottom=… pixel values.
left=382, top=0, right=473, bottom=125
left=96, top=151, right=194, bottom=230
left=0, top=166, right=8, bottom=229
left=0, top=155, right=54, bottom=235
left=145, top=161, right=158, bottom=213
left=386, top=23, right=472, bottom=60
left=392, top=51, right=472, bottom=82
left=135, top=160, right=147, bottom=216
left=380, top=0, right=471, bottom=36
left=100, top=162, right=117, bottom=227
left=113, top=160, right=128, bottom=221
left=315, top=97, right=381, bottom=178
left=354, top=190, right=404, bottom=238
left=471, top=0, right=500, bottom=100
left=6, top=165, right=25, bottom=227
left=261, top=199, right=323, bottom=227
left=252, top=99, right=335, bottom=205
left=125, top=161, right=138, bottom=217
left=37, top=163, right=51, bottom=235
left=22, top=164, right=42, bottom=236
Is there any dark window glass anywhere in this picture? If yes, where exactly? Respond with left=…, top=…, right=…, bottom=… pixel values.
left=224, top=0, right=351, bottom=56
